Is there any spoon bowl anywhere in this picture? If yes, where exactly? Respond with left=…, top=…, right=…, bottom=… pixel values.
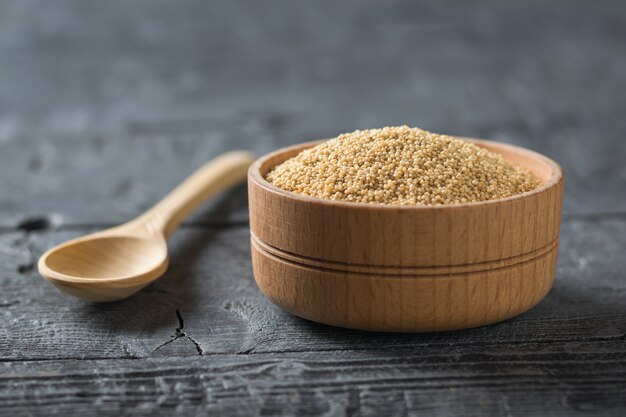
left=38, top=234, right=169, bottom=302
left=42, top=236, right=168, bottom=280
left=38, top=151, right=255, bottom=302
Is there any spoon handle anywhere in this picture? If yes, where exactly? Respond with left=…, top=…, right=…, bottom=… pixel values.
left=137, top=151, right=255, bottom=237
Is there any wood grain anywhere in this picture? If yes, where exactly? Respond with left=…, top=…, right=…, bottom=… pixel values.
left=2, top=345, right=626, bottom=417
left=252, top=238, right=558, bottom=332
left=248, top=139, right=564, bottom=331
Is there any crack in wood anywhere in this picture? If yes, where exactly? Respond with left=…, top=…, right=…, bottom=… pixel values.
left=16, top=242, right=36, bottom=275
left=16, top=216, right=51, bottom=232
left=153, top=309, right=204, bottom=355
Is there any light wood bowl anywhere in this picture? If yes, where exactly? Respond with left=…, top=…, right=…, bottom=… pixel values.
left=248, top=138, right=563, bottom=332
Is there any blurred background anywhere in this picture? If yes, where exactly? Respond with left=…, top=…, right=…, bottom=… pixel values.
left=1, top=0, right=625, bottom=224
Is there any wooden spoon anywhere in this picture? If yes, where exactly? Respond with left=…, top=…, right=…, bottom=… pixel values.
left=38, top=151, right=255, bottom=302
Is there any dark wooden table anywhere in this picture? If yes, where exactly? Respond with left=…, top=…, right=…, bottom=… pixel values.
left=1, top=1, right=625, bottom=416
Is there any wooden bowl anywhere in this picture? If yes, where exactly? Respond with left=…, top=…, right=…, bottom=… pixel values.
left=248, top=138, right=563, bottom=332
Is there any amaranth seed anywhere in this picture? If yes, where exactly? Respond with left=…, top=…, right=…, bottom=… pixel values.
left=266, top=126, right=539, bottom=205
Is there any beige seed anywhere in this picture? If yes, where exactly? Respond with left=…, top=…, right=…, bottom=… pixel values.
left=266, top=126, right=540, bottom=206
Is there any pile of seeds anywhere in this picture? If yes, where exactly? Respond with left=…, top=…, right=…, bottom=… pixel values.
left=266, top=126, right=539, bottom=205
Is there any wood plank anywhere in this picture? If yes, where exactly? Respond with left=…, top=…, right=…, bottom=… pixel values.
left=1, top=217, right=624, bottom=361
left=1, top=345, right=625, bottom=417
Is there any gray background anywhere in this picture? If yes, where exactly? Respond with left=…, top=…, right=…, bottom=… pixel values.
left=1, top=1, right=625, bottom=416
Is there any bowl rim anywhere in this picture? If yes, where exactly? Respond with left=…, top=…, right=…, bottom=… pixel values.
left=249, top=137, right=564, bottom=210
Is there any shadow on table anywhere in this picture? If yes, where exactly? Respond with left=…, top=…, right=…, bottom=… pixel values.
left=289, top=280, right=626, bottom=351
left=76, top=183, right=249, bottom=336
